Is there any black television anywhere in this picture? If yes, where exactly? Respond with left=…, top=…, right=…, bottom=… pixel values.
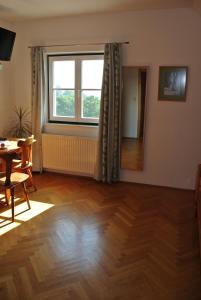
left=0, top=27, right=16, bottom=61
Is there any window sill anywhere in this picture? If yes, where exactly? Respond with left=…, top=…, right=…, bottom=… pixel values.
left=43, top=122, right=99, bottom=138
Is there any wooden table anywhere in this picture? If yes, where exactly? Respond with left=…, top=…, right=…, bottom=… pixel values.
left=0, top=141, right=19, bottom=186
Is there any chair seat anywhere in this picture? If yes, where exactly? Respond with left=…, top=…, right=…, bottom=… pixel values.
left=0, top=172, right=29, bottom=186
left=13, top=161, right=32, bottom=170
left=12, top=159, right=21, bottom=164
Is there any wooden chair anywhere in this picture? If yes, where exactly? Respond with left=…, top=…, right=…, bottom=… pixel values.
left=0, top=152, right=30, bottom=222
left=12, top=136, right=37, bottom=192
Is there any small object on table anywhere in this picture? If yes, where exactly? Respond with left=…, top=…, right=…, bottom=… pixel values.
left=0, top=140, right=11, bottom=150
left=0, top=143, right=6, bottom=150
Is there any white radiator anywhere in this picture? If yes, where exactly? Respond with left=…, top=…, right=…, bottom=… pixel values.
left=42, top=134, right=97, bottom=176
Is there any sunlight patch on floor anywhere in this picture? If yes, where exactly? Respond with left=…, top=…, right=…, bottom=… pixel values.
left=0, top=220, right=20, bottom=235
left=0, top=199, right=54, bottom=236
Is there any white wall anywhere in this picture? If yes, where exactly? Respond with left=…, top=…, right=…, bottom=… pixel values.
left=10, top=8, right=201, bottom=189
left=0, top=20, right=15, bottom=136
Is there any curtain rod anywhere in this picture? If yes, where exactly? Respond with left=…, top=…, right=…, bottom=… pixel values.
left=28, top=41, right=129, bottom=49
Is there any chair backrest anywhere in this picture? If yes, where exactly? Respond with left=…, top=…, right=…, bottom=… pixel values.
left=17, top=135, right=35, bottom=168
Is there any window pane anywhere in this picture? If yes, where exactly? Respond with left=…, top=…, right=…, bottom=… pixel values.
left=81, top=90, right=101, bottom=119
left=53, top=61, right=75, bottom=88
left=54, top=90, right=75, bottom=117
left=82, top=60, right=104, bottom=89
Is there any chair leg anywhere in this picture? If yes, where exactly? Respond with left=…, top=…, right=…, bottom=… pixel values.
left=22, top=182, right=31, bottom=209
left=27, top=168, right=37, bottom=192
left=11, top=188, right=15, bottom=222
left=5, top=188, right=10, bottom=206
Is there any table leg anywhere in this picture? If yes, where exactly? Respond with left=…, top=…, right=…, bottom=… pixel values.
left=2, top=153, right=15, bottom=204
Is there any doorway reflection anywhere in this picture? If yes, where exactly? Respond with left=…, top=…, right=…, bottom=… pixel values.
left=121, top=66, right=148, bottom=170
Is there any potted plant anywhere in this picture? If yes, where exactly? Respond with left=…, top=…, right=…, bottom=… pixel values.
left=6, top=106, right=32, bottom=138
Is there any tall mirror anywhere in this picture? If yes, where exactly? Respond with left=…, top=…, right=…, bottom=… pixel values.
left=121, top=66, right=148, bottom=170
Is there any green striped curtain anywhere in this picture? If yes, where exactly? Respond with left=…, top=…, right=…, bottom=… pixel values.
left=31, top=47, right=46, bottom=172
left=95, top=43, right=122, bottom=183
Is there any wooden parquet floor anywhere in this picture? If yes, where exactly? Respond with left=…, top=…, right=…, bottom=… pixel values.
left=0, top=172, right=200, bottom=300
left=121, top=138, right=143, bottom=171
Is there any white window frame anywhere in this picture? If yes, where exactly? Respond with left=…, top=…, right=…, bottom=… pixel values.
left=48, top=53, right=104, bottom=125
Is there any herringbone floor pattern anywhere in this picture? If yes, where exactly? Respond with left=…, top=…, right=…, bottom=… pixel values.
left=0, top=172, right=200, bottom=300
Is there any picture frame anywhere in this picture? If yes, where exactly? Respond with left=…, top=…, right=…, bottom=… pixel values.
left=158, top=66, right=188, bottom=101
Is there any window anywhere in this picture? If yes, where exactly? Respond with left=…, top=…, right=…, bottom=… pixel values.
left=48, top=54, right=104, bottom=125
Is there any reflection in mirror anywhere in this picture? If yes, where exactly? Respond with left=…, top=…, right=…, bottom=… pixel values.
left=121, top=66, right=147, bottom=170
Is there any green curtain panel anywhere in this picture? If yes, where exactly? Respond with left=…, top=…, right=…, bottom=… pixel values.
left=95, top=43, right=122, bottom=183
left=31, top=46, right=46, bottom=172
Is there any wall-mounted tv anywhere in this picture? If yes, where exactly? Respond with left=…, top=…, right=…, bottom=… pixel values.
left=0, top=27, right=16, bottom=61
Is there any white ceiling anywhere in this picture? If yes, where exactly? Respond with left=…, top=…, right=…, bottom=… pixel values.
left=0, top=0, right=198, bottom=21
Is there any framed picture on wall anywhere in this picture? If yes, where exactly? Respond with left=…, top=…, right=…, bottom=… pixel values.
left=158, top=66, right=188, bottom=101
